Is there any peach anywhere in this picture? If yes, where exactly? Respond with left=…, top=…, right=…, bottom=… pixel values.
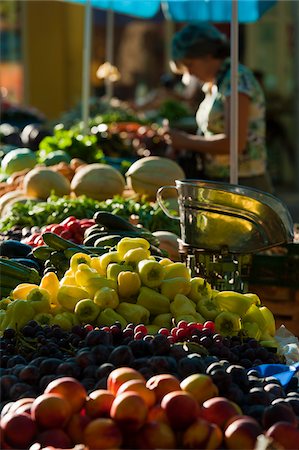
left=160, top=390, right=200, bottom=430
left=85, top=389, right=115, bottom=419
left=107, top=367, right=145, bottom=395
left=6, top=398, right=34, bottom=416
left=35, top=428, right=72, bottom=448
left=83, top=417, right=123, bottom=449
left=1, top=413, right=37, bottom=448
left=265, top=421, right=299, bottom=450
left=66, top=412, right=91, bottom=444
left=146, top=374, right=181, bottom=403
left=44, top=376, right=87, bottom=414
left=180, top=373, right=219, bottom=405
left=224, top=417, right=263, bottom=449
left=110, top=391, right=148, bottom=431
left=31, top=393, right=72, bottom=429
left=134, top=420, right=177, bottom=449
left=117, top=379, right=156, bottom=408
left=182, top=418, right=223, bottom=449
left=147, top=405, right=169, bottom=424
left=201, top=396, right=242, bottom=429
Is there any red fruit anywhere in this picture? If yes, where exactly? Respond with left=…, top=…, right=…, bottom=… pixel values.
left=65, top=220, right=81, bottom=233
left=176, top=328, right=188, bottom=340
left=60, top=216, right=77, bottom=226
left=171, top=327, right=179, bottom=337
left=1, top=413, right=37, bottom=448
left=203, top=321, right=215, bottom=331
left=158, top=328, right=170, bottom=336
left=59, top=230, right=72, bottom=240
left=49, top=224, right=65, bottom=235
left=177, top=320, right=188, bottom=329
left=134, top=331, right=145, bottom=340
left=43, top=224, right=59, bottom=232
left=134, top=324, right=147, bottom=335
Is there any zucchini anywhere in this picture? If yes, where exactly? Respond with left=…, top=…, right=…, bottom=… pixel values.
left=83, top=233, right=110, bottom=246
left=93, top=211, right=138, bottom=231
left=0, top=258, right=41, bottom=284
left=0, top=240, right=32, bottom=258
left=10, top=258, right=41, bottom=272
left=32, top=246, right=55, bottom=261
left=84, top=224, right=105, bottom=238
left=42, top=232, right=93, bottom=254
left=94, top=235, right=122, bottom=248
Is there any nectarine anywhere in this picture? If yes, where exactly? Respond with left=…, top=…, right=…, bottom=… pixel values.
left=44, top=376, right=87, bottom=414
left=1, top=412, right=37, bottom=448
left=161, top=390, right=200, bottom=430
left=146, top=374, right=181, bottom=403
left=83, top=417, right=122, bottom=449
left=107, top=367, right=145, bottom=395
left=110, top=391, right=148, bottom=431
left=224, top=417, right=263, bottom=449
left=31, top=393, right=72, bottom=429
left=180, top=373, right=219, bottom=405
left=182, top=418, right=223, bottom=449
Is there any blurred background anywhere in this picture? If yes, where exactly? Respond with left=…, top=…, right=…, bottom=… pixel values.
left=0, top=0, right=299, bottom=217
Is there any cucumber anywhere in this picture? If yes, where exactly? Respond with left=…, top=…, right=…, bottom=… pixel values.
left=0, top=258, right=41, bottom=284
left=42, top=232, right=93, bottom=254
left=93, top=211, right=138, bottom=231
left=84, top=224, right=105, bottom=239
left=10, top=258, right=41, bottom=272
left=32, top=246, right=55, bottom=261
left=94, top=235, right=122, bottom=248
left=0, top=240, right=32, bottom=258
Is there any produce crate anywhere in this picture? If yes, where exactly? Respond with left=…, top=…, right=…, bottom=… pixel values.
left=248, top=283, right=299, bottom=337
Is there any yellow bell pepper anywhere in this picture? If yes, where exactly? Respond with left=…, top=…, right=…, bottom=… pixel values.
left=160, top=277, right=191, bottom=300
left=213, top=291, right=255, bottom=317
left=259, top=305, right=276, bottom=337
left=94, top=287, right=119, bottom=309
left=117, top=271, right=141, bottom=299
left=107, top=263, right=132, bottom=281
left=85, top=277, right=117, bottom=298
left=100, top=251, right=121, bottom=273
left=57, top=285, right=89, bottom=311
left=0, top=298, right=12, bottom=310
left=170, top=294, right=197, bottom=319
left=51, top=312, right=73, bottom=330
left=27, top=287, right=51, bottom=314
left=243, top=304, right=266, bottom=332
left=189, top=277, right=213, bottom=303
left=90, top=257, right=105, bottom=275
left=159, top=258, right=174, bottom=267
left=12, top=283, right=38, bottom=300
left=97, top=307, right=127, bottom=329
left=242, top=322, right=262, bottom=341
left=152, top=313, right=173, bottom=329
left=146, top=324, right=160, bottom=335
left=60, top=275, right=77, bottom=286
left=34, top=312, right=53, bottom=326
left=243, top=293, right=261, bottom=306
left=116, top=237, right=150, bottom=259
left=74, top=298, right=101, bottom=323
left=137, top=259, right=164, bottom=288
left=136, top=286, right=170, bottom=315
left=116, top=302, right=150, bottom=325
left=75, top=263, right=100, bottom=287
left=0, top=300, right=35, bottom=332
left=40, top=272, right=60, bottom=305
left=70, top=253, right=92, bottom=271
left=163, top=263, right=191, bottom=281
left=123, top=247, right=151, bottom=268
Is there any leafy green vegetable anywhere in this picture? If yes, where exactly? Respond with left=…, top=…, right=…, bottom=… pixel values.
left=37, top=126, right=104, bottom=164
left=0, top=194, right=180, bottom=235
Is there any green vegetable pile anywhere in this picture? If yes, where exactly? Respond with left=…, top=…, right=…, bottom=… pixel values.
left=0, top=194, right=180, bottom=235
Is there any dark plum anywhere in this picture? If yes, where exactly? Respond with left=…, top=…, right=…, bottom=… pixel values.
left=108, top=345, right=135, bottom=367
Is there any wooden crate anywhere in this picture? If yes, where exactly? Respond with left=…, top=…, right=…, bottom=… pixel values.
left=248, top=284, right=299, bottom=337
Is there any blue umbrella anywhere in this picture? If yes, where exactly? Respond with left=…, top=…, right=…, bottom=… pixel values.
left=66, top=0, right=276, bottom=182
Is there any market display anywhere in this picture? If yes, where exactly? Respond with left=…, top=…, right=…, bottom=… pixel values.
left=0, top=116, right=298, bottom=450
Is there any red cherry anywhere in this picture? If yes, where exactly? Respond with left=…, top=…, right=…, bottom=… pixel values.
left=177, top=320, right=188, bottom=329
left=158, top=328, right=170, bottom=336
left=203, top=321, right=215, bottom=331
left=134, top=324, right=148, bottom=335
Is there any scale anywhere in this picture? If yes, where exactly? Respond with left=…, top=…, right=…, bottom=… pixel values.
left=157, top=179, right=294, bottom=292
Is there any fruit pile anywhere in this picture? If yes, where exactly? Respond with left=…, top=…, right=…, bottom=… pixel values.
left=0, top=233, right=298, bottom=449
left=0, top=236, right=277, bottom=349
left=1, top=367, right=299, bottom=450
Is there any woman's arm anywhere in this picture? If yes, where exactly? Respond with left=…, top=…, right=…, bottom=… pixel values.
left=168, top=93, right=250, bottom=155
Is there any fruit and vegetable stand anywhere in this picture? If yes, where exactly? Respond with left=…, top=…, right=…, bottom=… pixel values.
left=1, top=111, right=299, bottom=450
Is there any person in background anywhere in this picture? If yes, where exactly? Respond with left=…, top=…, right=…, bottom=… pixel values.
left=164, top=22, right=274, bottom=193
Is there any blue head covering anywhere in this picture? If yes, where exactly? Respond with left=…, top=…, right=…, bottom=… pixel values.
left=171, top=22, right=228, bottom=61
